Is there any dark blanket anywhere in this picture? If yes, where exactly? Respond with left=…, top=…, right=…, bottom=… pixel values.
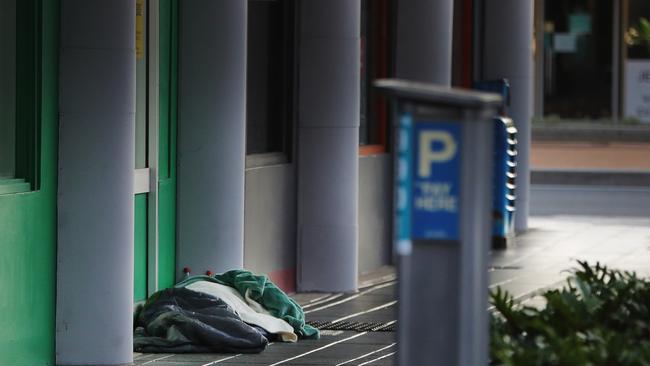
left=134, top=288, right=269, bottom=353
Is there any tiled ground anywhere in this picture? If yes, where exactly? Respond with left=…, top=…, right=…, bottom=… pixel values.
left=135, top=185, right=650, bottom=365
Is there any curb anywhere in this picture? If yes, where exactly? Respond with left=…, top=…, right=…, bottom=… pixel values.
left=531, top=169, right=650, bottom=187
left=533, top=125, right=650, bottom=143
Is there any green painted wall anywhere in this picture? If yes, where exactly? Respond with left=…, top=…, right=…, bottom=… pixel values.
left=134, top=194, right=148, bottom=301
left=158, top=0, right=178, bottom=289
left=0, top=1, right=58, bottom=365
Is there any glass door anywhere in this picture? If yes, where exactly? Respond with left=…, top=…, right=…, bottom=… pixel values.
left=134, top=0, right=153, bottom=302
left=134, top=0, right=178, bottom=302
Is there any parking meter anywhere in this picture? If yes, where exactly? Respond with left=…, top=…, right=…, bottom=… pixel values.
left=474, top=79, right=518, bottom=249
left=375, top=80, right=502, bottom=366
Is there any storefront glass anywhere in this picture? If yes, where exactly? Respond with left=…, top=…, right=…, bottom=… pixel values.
left=539, top=0, right=650, bottom=124
left=623, top=0, right=650, bottom=123
left=0, top=0, right=16, bottom=178
left=542, top=0, right=614, bottom=121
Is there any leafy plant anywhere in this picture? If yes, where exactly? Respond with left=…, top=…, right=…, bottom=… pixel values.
left=490, top=261, right=650, bottom=365
left=626, top=18, right=650, bottom=58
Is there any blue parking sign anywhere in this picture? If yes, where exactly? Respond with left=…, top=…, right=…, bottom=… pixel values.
left=411, top=121, right=461, bottom=240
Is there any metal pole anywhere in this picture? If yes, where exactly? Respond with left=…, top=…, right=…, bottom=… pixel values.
left=621, top=0, right=629, bottom=116
left=534, top=0, right=545, bottom=117
left=612, top=0, right=621, bottom=124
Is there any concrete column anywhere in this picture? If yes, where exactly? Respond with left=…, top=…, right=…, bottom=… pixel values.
left=177, top=0, right=247, bottom=278
left=297, top=0, right=360, bottom=292
left=483, top=0, right=534, bottom=231
left=56, top=1, right=135, bottom=365
left=395, top=0, right=455, bottom=85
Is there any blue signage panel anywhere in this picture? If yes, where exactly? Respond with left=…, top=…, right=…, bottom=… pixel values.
left=411, top=121, right=461, bottom=240
left=395, top=114, right=414, bottom=254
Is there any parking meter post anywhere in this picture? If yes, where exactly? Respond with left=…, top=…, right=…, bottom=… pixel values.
left=375, top=80, right=501, bottom=366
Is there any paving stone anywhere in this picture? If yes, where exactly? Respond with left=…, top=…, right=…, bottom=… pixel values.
left=136, top=185, right=650, bottom=365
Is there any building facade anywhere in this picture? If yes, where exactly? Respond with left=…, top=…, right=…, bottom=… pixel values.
left=0, top=0, right=533, bottom=365
left=536, top=0, right=650, bottom=124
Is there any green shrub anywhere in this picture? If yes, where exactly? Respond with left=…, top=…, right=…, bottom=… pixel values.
left=490, top=261, right=650, bottom=365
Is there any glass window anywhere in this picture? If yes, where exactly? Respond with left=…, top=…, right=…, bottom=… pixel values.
left=246, top=0, right=294, bottom=156
left=1, top=0, right=39, bottom=193
left=543, top=0, right=613, bottom=120
left=627, top=1, right=650, bottom=61
left=623, top=0, right=650, bottom=123
left=360, top=0, right=392, bottom=148
left=0, top=0, right=17, bottom=179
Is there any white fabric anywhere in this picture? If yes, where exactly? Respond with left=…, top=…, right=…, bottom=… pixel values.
left=185, top=281, right=298, bottom=342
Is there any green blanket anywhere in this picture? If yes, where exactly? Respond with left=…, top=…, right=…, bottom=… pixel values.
left=176, top=270, right=319, bottom=339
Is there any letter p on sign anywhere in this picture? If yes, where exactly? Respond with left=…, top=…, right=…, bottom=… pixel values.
left=418, top=131, right=457, bottom=178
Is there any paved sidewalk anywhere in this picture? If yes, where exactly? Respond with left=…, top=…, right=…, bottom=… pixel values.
left=133, top=220, right=650, bottom=365
left=133, top=185, right=650, bottom=365
left=491, top=215, right=650, bottom=303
